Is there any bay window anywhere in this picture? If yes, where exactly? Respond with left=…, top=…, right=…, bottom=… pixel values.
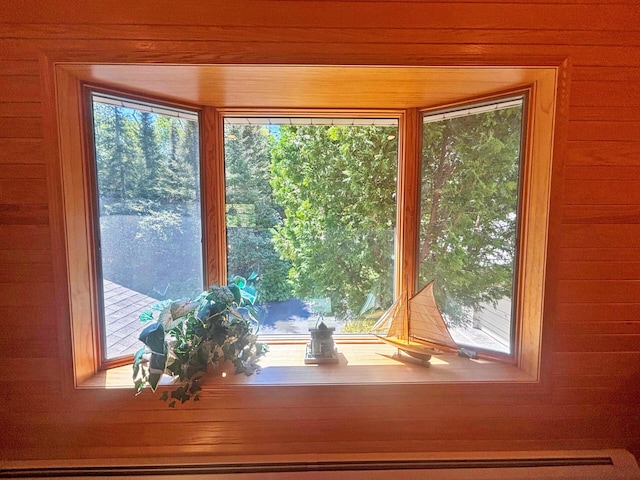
left=55, top=64, right=556, bottom=385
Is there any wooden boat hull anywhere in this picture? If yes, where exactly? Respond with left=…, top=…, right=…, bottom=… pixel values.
left=374, top=334, right=444, bottom=362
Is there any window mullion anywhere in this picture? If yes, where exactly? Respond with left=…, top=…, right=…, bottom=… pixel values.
left=397, top=108, right=421, bottom=302
left=202, top=106, right=227, bottom=287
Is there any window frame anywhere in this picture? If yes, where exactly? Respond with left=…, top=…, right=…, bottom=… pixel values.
left=218, top=109, right=406, bottom=342
left=53, top=65, right=556, bottom=387
left=414, top=92, right=529, bottom=361
left=84, top=88, right=207, bottom=368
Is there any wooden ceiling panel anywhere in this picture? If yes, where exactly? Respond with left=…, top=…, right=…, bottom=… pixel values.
left=62, top=64, right=553, bottom=109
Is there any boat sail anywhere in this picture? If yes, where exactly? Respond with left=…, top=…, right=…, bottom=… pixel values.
left=370, top=280, right=458, bottom=362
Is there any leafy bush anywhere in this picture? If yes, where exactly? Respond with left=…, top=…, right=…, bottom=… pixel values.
left=133, top=277, right=268, bottom=406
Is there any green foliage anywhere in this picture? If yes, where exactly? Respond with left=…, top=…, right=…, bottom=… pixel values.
left=224, top=125, right=293, bottom=302
left=269, top=125, right=398, bottom=321
left=93, top=100, right=203, bottom=301
left=133, top=277, right=268, bottom=404
left=419, top=106, right=523, bottom=326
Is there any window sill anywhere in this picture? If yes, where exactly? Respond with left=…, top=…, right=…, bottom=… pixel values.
left=81, top=341, right=536, bottom=389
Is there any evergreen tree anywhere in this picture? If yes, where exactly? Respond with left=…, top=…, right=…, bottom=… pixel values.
left=224, top=125, right=292, bottom=302
left=137, top=111, right=162, bottom=200
left=93, top=103, right=141, bottom=211
left=270, top=125, right=398, bottom=320
left=419, top=106, right=523, bottom=325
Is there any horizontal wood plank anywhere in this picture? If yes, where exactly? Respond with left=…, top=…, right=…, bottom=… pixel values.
left=0, top=76, right=40, bottom=102
left=0, top=283, right=56, bottom=306
left=564, top=180, right=640, bottom=205
left=0, top=262, right=54, bottom=283
left=563, top=206, right=640, bottom=224
left=566, top=141, right=640, bottom=166
left=564, top=165, right=640, bottom=180
left=558, top=279, right=640, bottom=303
left=1, top=25, right=640, bottom=47
left=0, top=340, right=59, bottom=358
left=1, top=38, right=640, bottom=67
left=0, top=249, right=51, bottom=264
left=572, top=66, right=640, bottom=82
left=0, top=60, right=40, bottom=76
left=554, top=334, right=640, bottom=353
left=0, top=358, right=61, bottom=381
left=555, top=322, right=640, bottom=336
left=556, top=303, right=640, bottom=323
left=0, top=117, right=43, bottom=138
left=3, top=2, right=640, bottom=31
left=570, top=81, right=640, bottom=106
left=0, top=163, right=46, bottom=179
left=0, top=178, right=48, bottom=203
left=568, top=121, right=640, bottom=142
left=0, top=139, right=45, bottom=164
left=558, top=261, right=640, bottom=280
left=557, top=247, right=640, bottom=262
left=560, top=224, right=640, bottom=248
left=569, top=106, right=640, bottom=122
left=0, top=225, right=51, bottom=250
left=0, top=204, right=49, bottom=224
left=552, top=352, right=640, bottom=376
left=0, top=102, right=41, bottom=117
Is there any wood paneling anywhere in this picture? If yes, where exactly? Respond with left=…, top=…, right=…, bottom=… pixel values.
left=566, top=142, right=640, bottom=166
left=0, top=204, right=49, bottom=224
left=2, top=25, right=640, bottom=47
left=0, top=225, right=50, bottom=250
left=0, top=76, right=40, bottom=102
left=1, top=0, right=640, bottom=467
left=3, top=2, right=640, bottom=31
left=66, top=64, right=549, bottom=109
left=0, top=139, right=45, bottom=164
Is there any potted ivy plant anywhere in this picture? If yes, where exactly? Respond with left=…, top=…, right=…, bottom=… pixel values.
left=133, top=275, right=268, bottom=406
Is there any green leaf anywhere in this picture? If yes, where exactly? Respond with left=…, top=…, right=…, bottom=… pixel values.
left=134, top=378, right=144, bottom=394
left=138, top=322, right=165, bottom=354
left=157, top=306, right=174, bottom=329
left=188, top=382, right=202, bottom=395
left=170, top=299, right=199, bottom=320
left=207, top=285, right=235, bottom=304
left=171, top=387, right=191, bottom=403
left=228, top=283, right=242, bottom=305
left=148, top=372, right=161, bottom=392
left=132, top=347, right=145, bottom=381
left=152, top=300, right=172, bottom=311
left=139, top=309, right=154, bottom=323
left=241, top=285, right=257, bottom=305
left=150, top=352, right=167, bottom=373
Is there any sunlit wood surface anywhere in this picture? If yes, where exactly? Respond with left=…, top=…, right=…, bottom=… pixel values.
left=63, top=65, right=547, bottom=109
left=86, top=343, right=532, bottom=388
left=1, top=0, right=640, bottom=465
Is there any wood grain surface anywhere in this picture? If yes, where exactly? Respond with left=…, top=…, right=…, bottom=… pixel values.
left=1, top=0, right=639, bottom=465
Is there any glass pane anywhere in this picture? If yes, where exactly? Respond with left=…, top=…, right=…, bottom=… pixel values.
left=418, top=99, right=524, bottom=354
left=224, top=121, right=398, bottom=334
left=91, top=95, right=203, bottom=360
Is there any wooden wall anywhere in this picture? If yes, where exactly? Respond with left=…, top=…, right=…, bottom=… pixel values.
left=1, top=0, right=640, bottom=464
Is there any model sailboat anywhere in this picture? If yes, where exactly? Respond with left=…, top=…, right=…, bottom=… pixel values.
left=370, top=280, right=458, bottom=363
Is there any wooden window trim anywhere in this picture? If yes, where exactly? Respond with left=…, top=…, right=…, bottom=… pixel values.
left=82, top=88, right=208, bottom=369
left=51, top=63, right=558, bottom=388
left=413, top=90, right=529, bottom=363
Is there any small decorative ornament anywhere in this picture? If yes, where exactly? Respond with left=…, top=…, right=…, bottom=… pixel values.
left=305, top=320, right=339, bottom=364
